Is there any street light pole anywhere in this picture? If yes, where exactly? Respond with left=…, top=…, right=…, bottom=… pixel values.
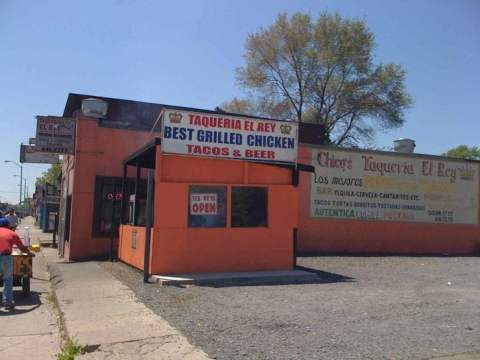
left=13, top=175, right=28, bottom=217
left=5, top=160, right=23, bottom=206
left=23, top=178, right=27, bottom=217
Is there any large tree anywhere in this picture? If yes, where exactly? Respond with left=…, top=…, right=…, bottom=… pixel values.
left=442, top=145, right=480, bottom=160
left=222, top=12, right=412, bottom=146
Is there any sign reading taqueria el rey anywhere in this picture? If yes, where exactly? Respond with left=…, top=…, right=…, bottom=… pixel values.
left=161, top=109, right=298, bottom=164
left=310, top=148, right=479, bottom=224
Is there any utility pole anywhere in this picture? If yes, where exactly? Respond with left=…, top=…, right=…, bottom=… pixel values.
left=24, top=179, right=27, bottom=217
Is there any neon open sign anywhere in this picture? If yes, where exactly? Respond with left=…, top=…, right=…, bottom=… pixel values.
left=106, top=192, right=123, bottom=201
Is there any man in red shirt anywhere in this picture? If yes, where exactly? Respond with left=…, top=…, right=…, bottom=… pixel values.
left=0, top=218, right=33, bottom=310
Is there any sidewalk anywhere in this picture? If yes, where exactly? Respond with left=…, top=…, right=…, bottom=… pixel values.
left=0, top=218, right=59, bottom=360
left=42, top=244, right=210, bottom=359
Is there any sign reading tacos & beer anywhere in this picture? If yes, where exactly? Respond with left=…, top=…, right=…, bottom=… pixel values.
left=161, top=109, right=298, bottom=164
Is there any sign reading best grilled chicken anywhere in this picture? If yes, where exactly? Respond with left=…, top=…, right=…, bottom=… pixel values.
left=161, top=109, right=298, bottom=164
left=310, top=148, right=479, bottom=224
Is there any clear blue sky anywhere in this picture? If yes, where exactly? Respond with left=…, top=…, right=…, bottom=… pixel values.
left=1, top=0, right=479, bottom=203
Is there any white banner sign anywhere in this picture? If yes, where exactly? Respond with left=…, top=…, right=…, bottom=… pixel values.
left=161, top=109, right=298, bottom=164
left=310, top=148, right=479, bottom=224
left=20, top=145, right=60, bottom=164
left=190, top=193, right=218, bottom=215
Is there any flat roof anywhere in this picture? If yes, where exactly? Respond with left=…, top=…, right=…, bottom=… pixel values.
left=63, top=93, right=327, bottom=145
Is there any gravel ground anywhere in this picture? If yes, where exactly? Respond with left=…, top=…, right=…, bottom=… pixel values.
left=100, top=257, right=480, bottom=360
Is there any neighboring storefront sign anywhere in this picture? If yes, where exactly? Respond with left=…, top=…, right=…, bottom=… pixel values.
left=190, top=193, right=218, bottom=215
left=310, top=148, right=479, bottom=224
left=36, top=116, right=75, bottom=155
left=20, top=144, right=60, bottom=164
left=161, top=109, right=298, bottom=164
left=46, top=184, right=61, bottom=204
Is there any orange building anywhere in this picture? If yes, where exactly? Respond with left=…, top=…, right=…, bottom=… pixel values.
left=56, top=94, right=316, bottom=274
left=53, top=93, right=480, bottom=273
left=118, top=139, right=303, bottom=274
left=58, top=95, right=161, bottom=260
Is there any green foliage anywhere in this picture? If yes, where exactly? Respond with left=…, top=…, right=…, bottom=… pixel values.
left=56, top=340, right=85, bottom=360
left=442, top=145, right=480, bottom=160
left=222, top=12, right=413, bottom=146
left=36, top=163, right=61, bottom=186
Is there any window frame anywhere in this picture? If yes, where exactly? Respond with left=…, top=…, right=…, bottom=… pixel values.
left=92, top=176, right=146, bottom=237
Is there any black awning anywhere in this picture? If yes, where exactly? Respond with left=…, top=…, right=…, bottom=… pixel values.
left=123, top=138, right=161, bottom=169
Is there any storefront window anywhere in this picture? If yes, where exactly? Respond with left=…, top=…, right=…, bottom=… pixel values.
left=188, top=186, right=227, bottom=228
left=231, top=187, right=268, bottom=227
left=92, top=177, right=146, bottom=237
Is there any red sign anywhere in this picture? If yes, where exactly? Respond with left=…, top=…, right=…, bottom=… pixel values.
left=190, top=193, right=217, bottom=215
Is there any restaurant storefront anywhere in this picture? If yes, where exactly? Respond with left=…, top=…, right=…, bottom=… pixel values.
left=53, top=94, right=316, bottom=273
left=29, top=93, right=479, bottom=270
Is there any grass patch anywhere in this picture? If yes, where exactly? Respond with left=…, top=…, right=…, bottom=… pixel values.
left=47, top=289, right=68, bottom=342
left=56, top=339, right=85, bottom=360
left=47, top=290, right=56, bottom=305
left=47, top=289, right=86, bottom=359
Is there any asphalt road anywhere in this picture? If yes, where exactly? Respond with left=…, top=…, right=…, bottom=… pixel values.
left=101, top=256, right=480, bottom=360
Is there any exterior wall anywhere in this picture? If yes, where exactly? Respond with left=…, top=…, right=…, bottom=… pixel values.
left=120, top=146, right=297, bottom=275
left=64, top=117, right=156, bottom=260
left=118, top=225, right=153, bottom=270
left=298, top=146, right=480, bottom=254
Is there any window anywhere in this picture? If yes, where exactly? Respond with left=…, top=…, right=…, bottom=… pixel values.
left=231, top=187, right=268, bottom=227
left=92, top=177, right=146, bottom=237
left=127, top=183, right=148, bottom=226
left=188, top=186, right=227, bottom=228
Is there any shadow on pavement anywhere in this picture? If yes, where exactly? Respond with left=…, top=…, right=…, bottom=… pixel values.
left=0, top=291, right=43, bottom=316
left=295, top=265, right=355, bottom=282
left=193, top=267, right=354, bottom=288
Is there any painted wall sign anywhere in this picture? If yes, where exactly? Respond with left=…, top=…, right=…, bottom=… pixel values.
left=190, top=193, right=218, bottom=215
left=161, top=109, right=298, bottom=164
left=310, top=148, right=479, bottom=224
left=20, top=144, right=60, bottom=164
left=36, top=116, right=75, bottom=155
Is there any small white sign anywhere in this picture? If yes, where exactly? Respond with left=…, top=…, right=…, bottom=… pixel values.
left=190, top=193, right=218, bottom=215
left=20, top=144, right=60, bottom=164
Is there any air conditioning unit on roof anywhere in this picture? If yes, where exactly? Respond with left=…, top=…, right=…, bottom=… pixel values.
left=81, top=98, right=108, bottom=118
left=393, top=138, right=415, bottom=153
